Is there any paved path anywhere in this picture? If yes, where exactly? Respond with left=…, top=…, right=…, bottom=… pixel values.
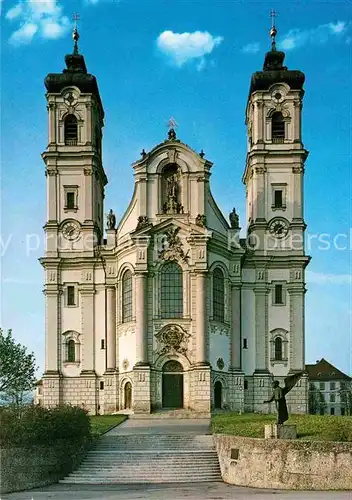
left=3, top=482, right=352, bottom=500
left=106, top=418, right=211, bottom=435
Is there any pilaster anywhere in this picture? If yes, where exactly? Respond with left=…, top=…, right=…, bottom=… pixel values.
left=106, top=286, right=116, bottom=371
left=135, top=272, right=148, bottom=366
left=195, top=271, right=208, bottom=365
left=288, top=286, right=305, bottom=371
left=230, top=285, right=241, bottom=370
left=80, top=287, right=95, bottom=373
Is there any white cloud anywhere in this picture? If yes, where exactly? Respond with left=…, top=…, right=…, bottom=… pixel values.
left=6, top=0, right=70, bottom=46
left=157, top=30, right=223, bottom=69
left=306, top=271, right=352, bottom=285
left=10, top=22, right=38, bottom=45
left=280, top=21, right=348, bottom=51
left=6, top=3, right=23, bottom=20
left=242, top=42, right=260, bottom=54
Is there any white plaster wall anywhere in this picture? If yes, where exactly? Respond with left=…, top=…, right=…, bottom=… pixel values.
left=94, top=288, right=106, bottom=376
left=118, top=197, right=138, bottom=238
left=209, top=332, right=230, bottom=371
left=119, top=331, right=136, bottom=372
left=206, top=196, right=228, bottom=235
left=241, top=288, right=255, bottom=374
left=58, top=174, right=84, bottom=222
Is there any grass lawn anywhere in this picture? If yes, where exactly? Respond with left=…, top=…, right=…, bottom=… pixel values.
left=90, top=415, right=128, bottom=436
left=212, top=413, right=352, bottom=442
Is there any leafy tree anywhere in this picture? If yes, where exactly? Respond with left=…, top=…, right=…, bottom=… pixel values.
left=0, top=329, right=37, bottom=405
left=340, top=381, right=352, bottom=416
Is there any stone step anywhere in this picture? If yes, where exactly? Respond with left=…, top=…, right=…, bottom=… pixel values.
left=60, top=432, right=222, bottom=485
left=60, top=477, right=222, bottom=484
left=82, top=460, right=218, bottom=466
left=128, top=411, right=211, bottom=419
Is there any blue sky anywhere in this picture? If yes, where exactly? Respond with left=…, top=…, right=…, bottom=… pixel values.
left=1, top=0, right=351, bottom=377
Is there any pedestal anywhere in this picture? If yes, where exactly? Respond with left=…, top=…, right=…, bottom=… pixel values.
left=264, top=424, right=297, bottom=439
left=133, top=365, right=151, bottom=413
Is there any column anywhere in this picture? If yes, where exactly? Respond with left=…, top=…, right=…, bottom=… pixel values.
left=45, top=289, right=59, bottom=372
left=84, top=169, right=93, bottom=221
left=254, top=288, right=268, bottom=372
left=230, top=285, right=241, bottom=370
left=293, top=100, right=301, bottom=142
left=292, top=166, right=304, bottom=220
left=255, top=167, right=266, bottom=221
left=195, top=272, right=208, bottom=365
left=81, top=290, right=95, bottom=372
left=85, top=102, right=92, bottom=144
left=135, top=273, right=148, bottom=365
left=257, top=101, right=264, bottom=142
left=47, top=170, right=57, bottom=222
left=48, top=102, right=56, bottom=144
left=289, top=289, right=305, bottom=371
left=106, top=286, right=116, bottom=371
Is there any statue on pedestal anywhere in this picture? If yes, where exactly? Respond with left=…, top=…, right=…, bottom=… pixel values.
left=264, top=371, right=304, bottom=424
left=229, top=207, right=240, bottom=229
left=106, top=209, right=116, bottom=230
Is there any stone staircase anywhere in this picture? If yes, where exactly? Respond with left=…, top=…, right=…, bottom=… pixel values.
left=60, top=434, right=222, bottom=484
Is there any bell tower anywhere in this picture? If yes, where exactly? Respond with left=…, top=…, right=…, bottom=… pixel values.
left=41, top=25, right=107, bottom=409
left=243, top=14, right=308, bottom=253
left=42, top=25, right=107, bottom=258
left=242, top=16, right=310, bottom=414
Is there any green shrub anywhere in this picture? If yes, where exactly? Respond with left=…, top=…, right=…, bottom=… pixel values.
left=0, top=404, right=91, bottom=447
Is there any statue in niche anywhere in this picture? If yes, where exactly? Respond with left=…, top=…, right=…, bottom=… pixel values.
left=264, top=372, right=304, bottom=425
left=163, top=170, right=183, bottom=214
left=229, top=207, right=240, bottom=229
left=106, top=209, right=116, bottom=230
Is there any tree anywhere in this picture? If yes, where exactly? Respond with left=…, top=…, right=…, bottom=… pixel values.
left=0, top=329, right=37, bottom=405
left=340, top=381, right=352, bottom=416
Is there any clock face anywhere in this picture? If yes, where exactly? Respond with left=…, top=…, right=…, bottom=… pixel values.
left=268, top=218, right=289, bottom=239
left=62, top=221, right=80, bottom=241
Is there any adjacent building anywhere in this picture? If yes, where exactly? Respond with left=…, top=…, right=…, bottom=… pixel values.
left=40, top=24, right=310, bottom=415
left=306, top=358, right=352, bottom=416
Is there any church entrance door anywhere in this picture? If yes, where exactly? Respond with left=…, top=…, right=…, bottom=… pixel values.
left=162, top=360, right=183, bottom=408
left=124, top=381, right=132, bottom=409
left=214, top=381, right=222, bottom=409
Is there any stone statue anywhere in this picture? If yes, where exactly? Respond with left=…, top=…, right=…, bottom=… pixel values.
left=168, top=127, right=176, bottom=140
left=163, top=174, right=183, bottom=214
left=106, top=209, right=116, bottom=230
left=167, top=174, right=178, bottom=200
left=229, top=207, right=239, bottom=229
left=196, top=214, right=207, bottom=227
left=136, top=215, right=149, bottom=230
left=264, top=372, right=304, bottom=424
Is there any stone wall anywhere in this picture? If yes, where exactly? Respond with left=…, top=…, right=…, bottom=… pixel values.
left=214, top=434, right=352, bottom=490
left=0, top=438, right=90, bottom=494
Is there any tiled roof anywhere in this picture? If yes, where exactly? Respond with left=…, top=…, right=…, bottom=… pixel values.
left=305, top=358, right=351, bottom=381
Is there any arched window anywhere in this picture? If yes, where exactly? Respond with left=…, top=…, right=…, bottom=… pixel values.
left=122, top=270, right=133, bottom=323
left=271, top=112, right=285, bottom=143
left=160, top=262, right=183, bottom=318
left=274, top=337, right=283, bottom=361
left=67, top=339, right=75, bottom=362
left=213, top=268, right=225, bottom=322
left=65, top=115, right=78, bottom=145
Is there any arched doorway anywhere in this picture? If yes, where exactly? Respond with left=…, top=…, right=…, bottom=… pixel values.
left=162, top=360, right=183, bottom=408
left=124, top=382, right=132, bottom=409
left=214, top=381, right=222, bottom=409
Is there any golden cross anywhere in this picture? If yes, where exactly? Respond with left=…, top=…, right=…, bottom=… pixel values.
left=73, top=12, right=80, bottom=30
left=270, top=9, right=277, bottom=28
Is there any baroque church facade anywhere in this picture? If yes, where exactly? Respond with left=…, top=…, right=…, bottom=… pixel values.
left=40, top=26, right=310, bottom=415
